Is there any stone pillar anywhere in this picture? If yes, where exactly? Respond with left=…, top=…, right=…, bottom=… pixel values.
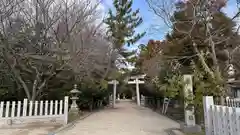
left=183, top=75, right=195, bottom=126
left=109, top=94, right=113, bottom=105
left=113, top=82, right=117, bottom=108
left=136, top=79, right=140, bottom=106
left=140, top=95, right=145, bottom=106
left=117, top=94, right=120, bottom=100
left=180, top=75, right=201, bottom=133
left=162, top=97, right=169, bottom=114
left=108, top=80, right=119, bottom=108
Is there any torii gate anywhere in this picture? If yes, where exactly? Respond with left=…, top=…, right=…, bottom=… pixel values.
left=128, top=74, right=145, bottom=106
left=108, top=80, right=119, bottom=108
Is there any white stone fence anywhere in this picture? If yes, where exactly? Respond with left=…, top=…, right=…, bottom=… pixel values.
left=0, top=96, right=69, bottom=128
left=203, top=96, right=240, bottom=135
left=225, top=97, right=240, bottom=107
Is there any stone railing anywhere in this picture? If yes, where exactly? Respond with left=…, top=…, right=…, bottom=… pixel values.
left=144, top=97, right=162, bottom=111
left=78, top=99, right=105, bottom=112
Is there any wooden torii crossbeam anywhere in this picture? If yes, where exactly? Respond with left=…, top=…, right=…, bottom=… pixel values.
left=108, top=80, right=119, bottom=108
left=128, top=74, right=145, bottom=106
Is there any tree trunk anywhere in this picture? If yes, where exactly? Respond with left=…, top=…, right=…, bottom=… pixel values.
left=17, top=76, right=31, bottom=100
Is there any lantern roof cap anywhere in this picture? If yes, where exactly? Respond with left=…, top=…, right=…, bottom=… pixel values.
left=70, top=84, right=81, bottom=93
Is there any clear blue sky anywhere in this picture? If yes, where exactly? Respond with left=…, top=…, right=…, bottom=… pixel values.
left=102, top=0, right=239, bottom=51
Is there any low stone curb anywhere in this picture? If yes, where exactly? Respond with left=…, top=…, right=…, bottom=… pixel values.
left=165, top=128, right=176, bottom=135
left=48, top=112, right=93, bottom=135
left=165, top=128, right=184, bottom=135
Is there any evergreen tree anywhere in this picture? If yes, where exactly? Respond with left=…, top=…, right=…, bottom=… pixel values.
left=104, top=0, right=146, bottom=57
left=159, top=0, right=240, bottom=110
left=163, top=0, right=239, bottom=75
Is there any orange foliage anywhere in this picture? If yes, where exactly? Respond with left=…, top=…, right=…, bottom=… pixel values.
left=146, top=39, right=167, bottom=59
left=138, top=39, right=167, bottom=77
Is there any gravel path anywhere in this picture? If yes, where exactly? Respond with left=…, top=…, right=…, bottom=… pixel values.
left=57, top=100, right=180, bottom=135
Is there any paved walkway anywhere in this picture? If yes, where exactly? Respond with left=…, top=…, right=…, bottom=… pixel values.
left=57, top=100, right=180, bottom=135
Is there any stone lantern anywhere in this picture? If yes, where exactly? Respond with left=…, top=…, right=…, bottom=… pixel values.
left=228, top=64, right=235, bottom=82
left=70, top=84, right=81, bottom=112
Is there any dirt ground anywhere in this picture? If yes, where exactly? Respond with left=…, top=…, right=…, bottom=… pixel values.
left=0, top=124, right=61, bottom=135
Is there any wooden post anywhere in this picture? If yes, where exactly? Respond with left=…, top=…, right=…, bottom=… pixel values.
left=64, top=96, right=69, bottom=124
left=203, top=96, right=214, bottom=135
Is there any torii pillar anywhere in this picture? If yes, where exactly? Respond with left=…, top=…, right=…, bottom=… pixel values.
left=108, top=80, right=119, bottom=108
left=128, top=76, right=145, bottom=106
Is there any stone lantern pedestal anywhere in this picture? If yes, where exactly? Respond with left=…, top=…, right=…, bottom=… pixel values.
left=70, top=97, right=79, bottom=111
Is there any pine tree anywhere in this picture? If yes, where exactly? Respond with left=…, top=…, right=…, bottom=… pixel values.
left=105, top=0, right=145, bottom=54
left=163, top=0, right=239, bottom=74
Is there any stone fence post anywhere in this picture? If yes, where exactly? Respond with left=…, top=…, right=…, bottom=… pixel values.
left=140, top=95, right=145, bottom=106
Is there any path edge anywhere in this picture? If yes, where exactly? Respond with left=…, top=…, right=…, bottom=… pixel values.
left=49, top=107, right=109, bottom=135
left=142, top=106, right=185, bottom=135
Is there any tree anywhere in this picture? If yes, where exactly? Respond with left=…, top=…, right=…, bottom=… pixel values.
left=104, top=0, right=146, bottom=60
left=146, top=0, right=240, bottom=97
left=136, top=40, right=168, bottom=75
left=0, top=0, right=117, bottom=100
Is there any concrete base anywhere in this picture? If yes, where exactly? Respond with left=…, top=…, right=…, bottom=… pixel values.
left=180, top=122, right=202, bottom=133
